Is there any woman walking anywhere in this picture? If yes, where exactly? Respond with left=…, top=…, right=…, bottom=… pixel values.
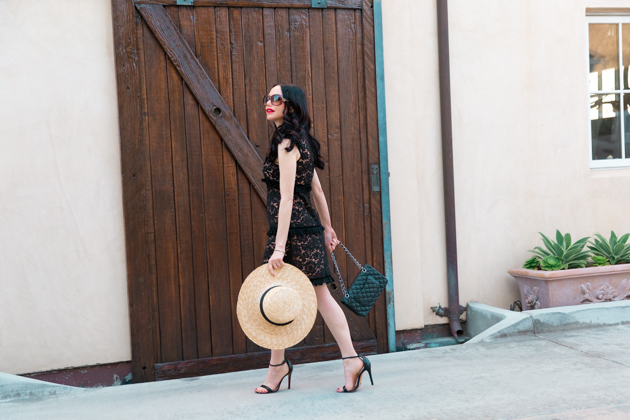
left=255, top=84, right=372, bottom=394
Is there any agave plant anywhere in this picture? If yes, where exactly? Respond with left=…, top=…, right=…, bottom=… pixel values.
left=588, top=231, right=630, bottom=266
left=527, top=230, right=591, bottom=271
left=522, top=256, right=541, bottom=270
left=540, top=255, right=563, bottom=271
left=590, top=255, right=610, bottom=267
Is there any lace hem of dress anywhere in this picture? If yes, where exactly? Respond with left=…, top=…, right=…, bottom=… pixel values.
left=267, top=225, right=325, bottom=237
left=310, top=274, right=335, bottom=286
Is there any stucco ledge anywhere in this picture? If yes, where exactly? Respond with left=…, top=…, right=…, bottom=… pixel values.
left=464, top=300, right=630, bottom=344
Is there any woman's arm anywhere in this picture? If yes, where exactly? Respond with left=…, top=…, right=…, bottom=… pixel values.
left=267, top=139, right=299, bottom=275
left=311, top=170, right=338, bottom=253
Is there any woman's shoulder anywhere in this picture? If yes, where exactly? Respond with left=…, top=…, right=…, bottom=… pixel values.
left=276, top=137, right=301, bottom=163
left=278, top=137, right=293, bottom=149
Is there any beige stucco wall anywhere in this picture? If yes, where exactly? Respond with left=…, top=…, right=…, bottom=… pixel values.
left=383, top=0, right=630, bottom=331
left=0, top=1, right=130, bottom=374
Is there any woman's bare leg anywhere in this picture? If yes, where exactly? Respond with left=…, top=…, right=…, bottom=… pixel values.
left=254, top=349, right=289, bottom=394
left=314, top=284, right=365, bottom=392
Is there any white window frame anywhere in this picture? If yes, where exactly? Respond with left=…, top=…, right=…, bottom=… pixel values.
left=586, top=15, right=630, bottom=169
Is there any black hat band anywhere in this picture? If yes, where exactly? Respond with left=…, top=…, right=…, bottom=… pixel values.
left=260, top=285, right=294, bottom=327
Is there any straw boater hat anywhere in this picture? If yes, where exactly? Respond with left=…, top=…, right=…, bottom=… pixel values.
left=237, top=264, right=317, bottom=350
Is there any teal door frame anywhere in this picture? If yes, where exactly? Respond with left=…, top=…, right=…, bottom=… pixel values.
left=373, top=0, right=396, bottom=353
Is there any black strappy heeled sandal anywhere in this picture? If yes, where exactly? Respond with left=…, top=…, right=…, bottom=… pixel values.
left=256, top=359, right=293, bottom=394
left=339, top=355, right=373, bottom=393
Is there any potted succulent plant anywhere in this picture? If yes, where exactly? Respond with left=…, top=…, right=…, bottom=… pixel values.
left=509, top=230, right=630, bottom=310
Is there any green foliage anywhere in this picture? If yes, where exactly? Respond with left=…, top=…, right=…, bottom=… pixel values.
left=541, top=255, right=563, bottom=271
left=590, top=255, right=611, bottom=267
left=588, top=231, right=630, bottom=266
left=529, top=230, right=591, bottom=270
left=523, top=256, right=541, bottom=270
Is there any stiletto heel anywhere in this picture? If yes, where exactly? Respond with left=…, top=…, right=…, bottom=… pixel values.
left=256, top=359, right=293, bottom=394
left=340, top=355, right=373, bottom=393
left=364, top=358, right=373, bottom=385
left=287, top=359, right=293, bottom=389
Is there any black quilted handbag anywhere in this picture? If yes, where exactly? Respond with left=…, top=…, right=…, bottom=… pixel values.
left=330, top=242, right=388, bottom=317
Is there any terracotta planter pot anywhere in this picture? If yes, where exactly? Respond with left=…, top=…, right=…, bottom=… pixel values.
left=509, top=263, right=630, bottom=310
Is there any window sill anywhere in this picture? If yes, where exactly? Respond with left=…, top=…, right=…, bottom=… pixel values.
left=590, top=160, right=630, bottom=170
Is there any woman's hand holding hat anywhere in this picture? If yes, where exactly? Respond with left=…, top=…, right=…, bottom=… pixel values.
left=268, top=249, right=285, bottom=276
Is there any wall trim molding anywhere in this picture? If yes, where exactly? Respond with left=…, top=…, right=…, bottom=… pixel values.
left=396, top=322, right=468, bottom=351
left=20, top=361, right=132, bottom=388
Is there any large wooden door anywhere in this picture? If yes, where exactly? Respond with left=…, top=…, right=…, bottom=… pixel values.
left=112, top=0, right=387, bottom=383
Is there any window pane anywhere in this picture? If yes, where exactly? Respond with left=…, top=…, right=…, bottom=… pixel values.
left=589, top=24, right=619, bottom=92
left=625, top=93, right=630, bottom=158
left=624, top=24, right=630, bottom=90
left=591, top=94, right=622, bottom=160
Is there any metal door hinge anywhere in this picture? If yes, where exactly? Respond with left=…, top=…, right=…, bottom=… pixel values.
left=177, top=0, right=193, bottom=5
left=312, top=0, right=327, bottom=8
left=370, top=164, right=380, bottom=192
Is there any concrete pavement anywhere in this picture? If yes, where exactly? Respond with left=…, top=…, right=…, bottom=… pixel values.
left=2, top=324, right=630, bottom=419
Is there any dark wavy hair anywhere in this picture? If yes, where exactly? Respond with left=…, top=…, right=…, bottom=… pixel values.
left=265, top=84, right=325, bottom=170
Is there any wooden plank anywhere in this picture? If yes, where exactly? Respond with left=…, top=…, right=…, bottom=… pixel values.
left=236, top=170, right=259, bottom=355
left=240, top=7, right=269, bottom=279
left=135, top=0, right=364, bottom=9
left=283, top=8, right=315, bottom=349
left=262, top=8, right=278, bottom=142
left=361, top=0, right=388, bottom=353
left=235, top=176, right=260, bottom=352
left=334, top=9, right=377, bottom=343
left=275, top=9, right=292, bottom=84
left=194, top=6, right=234, bottom=356
left=236, top=174, right=263, bottom=355
left=353, top=7, right=375, bottom=335
left=308, top=9, right=333, bottom=346
left=250, top=199, right=268, bottom=293
left=155, top=339, right=377, bottom=380
left=111, top=0, right=155, bottom=383
left=249, top=201, right=268, bottom=354
left=241, top=7, right=271, bottom=268
left=180, top=5, right=213, bottom=359
left=336, top=9, right=365, bottom=286
left=267, top=12, right=294, bottom=342
left=293, top=10, right=324, bottom=346
left=224, top=9, right=268, bottom=357
left=213, top=6, right=247, bottom=355
left=138, top=16, right=163, bottom=372
left=137, top=4, right=267, bottom=203
left=288, top=9, right=313, bottom=118
left=166, top=6, right=198, bottom=362
left=225, top=164, right=246, bottom=356
left=308, top=8, right=330, bottom=199
left=142, top=15, right=183, bottom=363
left=259, top=7, right=278, bottom=266
left=322, top=8, right=346, bottom=344
left=254, top=10, right=279, bottom=317
left=242, top=8, right=268, bottom=158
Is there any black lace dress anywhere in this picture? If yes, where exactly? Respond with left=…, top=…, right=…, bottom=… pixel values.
left=261, top=136, right=334, bottom=286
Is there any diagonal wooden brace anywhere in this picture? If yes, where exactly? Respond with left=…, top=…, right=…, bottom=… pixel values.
left=136, top=4, right=267, bottom=204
